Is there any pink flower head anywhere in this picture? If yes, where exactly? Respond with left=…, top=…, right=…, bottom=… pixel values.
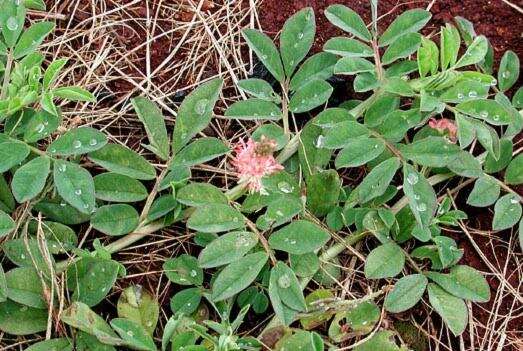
left=231, top=136, right=284, bottom=192
left=428, top=118, right=457, bottom=142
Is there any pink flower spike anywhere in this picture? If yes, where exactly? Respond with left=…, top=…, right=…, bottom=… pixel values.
left=231, top=137, right=284, bottom=193
left=428, top=118, right=457, bottom=142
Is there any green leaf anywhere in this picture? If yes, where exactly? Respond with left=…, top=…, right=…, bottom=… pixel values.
left=427, top=265, right=490, bottom=302
left=364, top=242, right=405, bottom=279
left=498, top=50, right=519, bottom=91
left=324, top=37, right=373, bottom=57
left=400, top=136, right=461, bottom=167
left=382, top=33, right=421, bottom=65
left=66, top=257, right=119, bottom=307
left=306, top=170, right=340, bottom=217
left=289, top=52, right=337, bottom=91
left=0, top=4, right=26, bottom=48
left=300, top=289, right=334, bottom=329
left=211, top=251, right=268, bottom=301
left=5, top=266, right=46, bottom=308
left=26, top=339, right=72, bottom=351
left=269, top=220, right=330, bottom=254
left=0, top=300, right=47, bottom=335
left=91, top=204, right=139, bottom=236
left=242, top=29, right=284, bottom=81
left=89, top=144, right=156, bottom=180
left=172, top=78, right=223, bottom=153
left=30, top=221, right=77, bottom=254
left=484, top=138, right=512, bottom=173
left=170, top=287, right=201, bottom=316
left=13, top=21, right=55, bottom=59
left=187, top=203, right=244, bottom=233
left=440, top=80, right=489, bottom=104
left=427, top=283, right=468, bottom=336
left=455, top=99, right=512, bottom=125
left=34, top=197, right=90, bottom=225
left=224, top=99, right=281, bottom=120
left=382, top=77, right=415, bottom=96
left=447, top=151, right=482, bottom=178
left=61, top=302, right=121, bottom=345
left=54, top=160, right=95, bottom=214
left=53, top=86, right=96, bottom=102
left=403, top=164, right=437, bottom=230
left=321, top=121, right=370, bottom=149
left=94, top=173, right=148, bottom=203
left=23, top=110, right=60, bottom=142
left=334, top=57, right=375, bottom=75
left=335, top=138, right=385, bottom=168
left=493, top=194, right=522, bottom=230
left=354, top=331, right=401, bottom=351
left=43, top=58, right=68, bottom=90
left=252, top=124, right=287, bottom=151
left=417, top=36, right=439, bottom=77
left=0, top=265, right=6, bottom=302
left=505, top=154, right=523, bottom=185
left=384, top=274, right=427, bottom=313
left=290, top=253, right=320, bottom=278
left=163, top=254, right=202, bottom=286
left=0, top=141, right=29, bottom=173
left=11, top=156, right=50, bottom=203
left=0, top=175, right=15, bottom=213
left=171, top=137, right=228, bottom=168
left=177, top=183, right=227, bottom=207
left=512, top=87, right=523, bottom=108
left=454, top=36, right=488, bottom=69
left=440, top=24, right=460, bottom=69
left=198, top=231, right=258, bottom=268
left=280, top=7, right=315, bottom=75
left=354, top=72, right=379, bottom=92
left=324, top=4, right=371, bottom=41
left=110, top=318, right=156, bottom=351
left=237, top=79, right=280, bottom=102
left=132, top=97, right=170, bottom=160
left=270, top=262, right=306, bottom=311
left=48, top=127, right=107, bottom=156
left=357, top=157, right=400, bottom=203
left=378, top=9, right=431, bottom=47
left=289, top=79, right=333, bottom=113
left=147, top=195, right=178, bottom=222
left=467, top=176, right=500, bottom=207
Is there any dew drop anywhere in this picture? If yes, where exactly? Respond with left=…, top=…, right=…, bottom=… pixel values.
left=275, top=210, right=283, bottom=216
left=194, top=99, right=209, bottom=115
left=468, top=91, right=477, bottom=98
left=277, top=181, right=293, bottom=194
left=127, top=330, right=134, bottom=337
left=414, top=194, right=420, bottom=200
left=502, top=71, right=510, bottom=78
left=493, top=115, right=500, bottom=121
left=315, top=135, right=325, bottom=148
left=417, top=203, right=427, bottom=212
left=190, top=270, right=197, bottom=277
left=298, top=32, right=304, bottom=39
left=73, top=140, right=82, bottom=149
left=60, top=202, right=66, bottom=207
left=36, top=123, right=45, bottom=133
left=89, top=138, right=98, bottom=146
left=490, top=78, right=497, bottom=86
left=146, top=321, right=153, bottom=327
left=479, top=110, right=488, bottom=118
left=406, top=173, right=419, bottom=185
left=20, top=254, right=26, bottom=260
left=278, top=274, right=291, bottom=289
left=510, top=198, right=519, bottom=204
left=75, top=189, right=82, bottom=195
left=290, top=240, right=296, bottom=245
left=83, top=204, right=89, bottom=209
left=58, top=164, right=67, bottom=172
left=6, top=17, right=18, bottom=31
left=457, top=93, right=464, bottom=99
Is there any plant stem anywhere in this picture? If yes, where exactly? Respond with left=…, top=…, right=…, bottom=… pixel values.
left=281, top=81, right=290, bottom=136
left=1, top=51, right=13, bottom=100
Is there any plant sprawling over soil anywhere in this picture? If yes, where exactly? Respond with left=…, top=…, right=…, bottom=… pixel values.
left=0, top=0, right=521, bottom=350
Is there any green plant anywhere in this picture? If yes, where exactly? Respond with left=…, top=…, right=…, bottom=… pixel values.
left=0, top=0, right=521, bottom=350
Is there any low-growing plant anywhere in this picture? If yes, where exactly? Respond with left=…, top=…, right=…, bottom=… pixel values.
left=0, top=0, right=521, bottom=350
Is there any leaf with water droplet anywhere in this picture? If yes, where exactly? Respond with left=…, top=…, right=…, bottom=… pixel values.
left=94, top=173, right=148, bottom=203
left=270, top=262, right=306, bottom=311
left=269, top=220, right=330, bottom=254
left=356, top=157, right=400, bottom=204
left=289, top=79, right=333, bottom=114
left=498, top=50, right=519, bottom=91
left=0, top=141, right=29, bottom=173
left=91, top=204, right=139, bottom=236
left=280, top=7, right=315, bottom=76
left=492, top=194, right=522, bottom=230
left=11, top=156, right=50, bottom=203
left=427, top=283, right=468, bottom=336
left=323, top=37, right=373, bottom=57
left=0, top=300, right=48, bottom=335
left=364, top=242, right=405, bottom=279
left=454, top=35, right=488, bottom=69
left=117, top=285, right=159, bottom=335
left=163, top=254, right=202, bottom=286
left=505, top=154, right=523, bottom=185
left=456, top=98, right=512, bottom=125
left=48, top=127, right=107, bottom=156
left=66, top=257, right=120, bottom=307
left=402, top=164, right=436, bottom=233
left=211, top=251, right=268, bottom=301
left=324, top=4, right=372, bottom=41
left=242, top=29, right=284, bottom=82
left=187, top=203, right=244, bottom=233
left=225, top=98, right=281, bottom=120
left=13, top=21, right=54, bottom=59
left=53, top=160, right=95, bottom=214
left=172, top=78, right=223, bottom=152
left=198, top=231, right=258, bottom=268
left=5, top=266, right=46, bottom=309
left=170, top=137, right=229, bottom=168
left=384, top=274, right=427, bottom=313
left=0, top=210, right=15, bottom=238
left=169, top=287, right=201, bottom=316
left=289, top=52, right=338, bottom=91
left=131, top=97, right=170, bottom=161
left=378, top=9, right=431, bottom=47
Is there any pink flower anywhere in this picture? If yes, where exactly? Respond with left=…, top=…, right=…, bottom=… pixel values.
left=428, top=118, right=457, bottom=142
left=231, top=137, right=284, bottom=192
